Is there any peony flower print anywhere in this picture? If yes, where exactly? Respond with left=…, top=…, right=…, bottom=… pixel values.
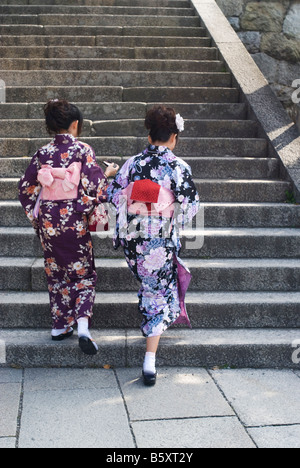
left=143, top=247, right=167, bottom=273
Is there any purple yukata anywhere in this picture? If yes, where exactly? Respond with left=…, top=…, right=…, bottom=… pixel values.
left=107, top=144, right=200, bottom=338
left=19, top=134, right=108, bottom=331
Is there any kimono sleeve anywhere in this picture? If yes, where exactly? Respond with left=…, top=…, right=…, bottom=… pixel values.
left=77, top=144, right=108, bottom=212
left=106, top=157, right=132, bottom=208
left=172, top=161, right=200, bottom=229
left=18, top=151, right=41, bottom=233
left=106, top=157, right=133, bottom=249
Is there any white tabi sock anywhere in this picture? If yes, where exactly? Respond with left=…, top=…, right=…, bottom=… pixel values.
left=77, top=317, right=91, bottom=339
left=143, top=352, right=156, bottom=375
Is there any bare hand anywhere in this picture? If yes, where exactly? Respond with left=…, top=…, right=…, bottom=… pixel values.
left=104, top=162, right=119, bottom=178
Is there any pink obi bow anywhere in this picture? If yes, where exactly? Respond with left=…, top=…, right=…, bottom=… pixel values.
left=122, top=180, right=175, bottom=217
left=37, top=162, right=82, bottom=201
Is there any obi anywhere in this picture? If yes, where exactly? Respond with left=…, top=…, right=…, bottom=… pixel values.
left=122, top=179, right=175, bottom=217
left=37, top=162, right=82, bottom=201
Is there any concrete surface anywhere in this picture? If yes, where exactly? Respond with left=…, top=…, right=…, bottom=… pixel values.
left=1, top=366, right=300, bottom=448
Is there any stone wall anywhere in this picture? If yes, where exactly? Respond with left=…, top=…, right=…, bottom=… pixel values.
left=216, top=0, right=300, bottom=128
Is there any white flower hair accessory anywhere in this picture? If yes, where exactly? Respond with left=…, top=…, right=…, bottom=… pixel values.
left=175, top=113, right=185, bottom=132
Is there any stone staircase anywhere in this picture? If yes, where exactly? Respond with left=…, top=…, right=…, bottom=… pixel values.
left=0, top=0, right=300, bottom=369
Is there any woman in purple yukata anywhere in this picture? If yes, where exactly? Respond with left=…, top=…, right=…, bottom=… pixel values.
left=19, top=99, right=119, bottom=355
left=108, top=106, right=200, bottom=385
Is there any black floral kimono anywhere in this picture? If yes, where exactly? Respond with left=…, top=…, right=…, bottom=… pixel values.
left=107, top=144, right=200, bottom=337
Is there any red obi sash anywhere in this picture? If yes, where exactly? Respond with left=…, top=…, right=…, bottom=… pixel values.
left=122, top=179, right=175, bottom=217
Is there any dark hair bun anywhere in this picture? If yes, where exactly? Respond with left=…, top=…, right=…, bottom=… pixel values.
left=145, top=105, right=178, bottom=143
left=44, top=99, right=83, bottom=136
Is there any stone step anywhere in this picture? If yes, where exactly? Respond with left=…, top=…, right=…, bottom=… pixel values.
left=4, top=86, right=125, bottom=104
left=0, top=102, right=247, bottom=121
left=0, top=5, right=196, bottom=16
left=92, top=119, right=257, bottom=138
left=1, top=257, right=300, bottom=292
left=3, top=86, right=239, bottom=104
left=0, top=15, right=201, bottom=28
left=123, top=87, right=239, bottom=104
left=0, top=25, right=205, bottom=37
left=0, top=58, right=222, bottom=73
left=0, top=35, right=211, bottom=48
left=0, top=136, right=267, bottom=158
left=0, top=327, right=299, bottom=368
left=0, top=47, right=218, bottom=60
left=204, top=203, right=300, bottom=228
left=0, top=119, right=257, bottom=139
left=3, top=0, right=191, bottom=7
left=0, top=70, right=230, bottom=87
left=2, top=201, right=299, bottom=229
left=1, top=291, right=300, bottom=330
left=0, top=119, right=92, bottom=139
left=3, top=178, right=289, bottom=202
left=0, top=157, right=279, bottom=180
left=1, top=227, right=300, bottom=259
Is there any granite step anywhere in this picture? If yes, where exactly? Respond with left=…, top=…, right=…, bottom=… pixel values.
left=3, top=86, right=239, bottom=104
left=0, top=58, right=222, bottom=72
left=0, top=102, right=247, bottom=121
left=0, top=119, right=258, bottom=139
left=0, top=46, right=218, bottom=60
left=123, top=87, right=238, bottom=103
left=0, top=70, right=227, bottom=88
left=0, top=35, right=211, bottom=47
left=2, top=201, right=299, bottom=229
left=1, top=290, right=300, bottom=330
left=3, top=178, right=289, bottom=202
left=0, top=14, right=201, bottom=27
left=1, top=227, right=300, bottom=259
left=0, top=25, right=205, bottom=37
left=3, top=0, right=191, bottom=6
left=1, top=257, right=300, bottom=292
left=1, top=327, right=299, bottom=369
left=0, top=156, right=279, bottom=179
left=91, top=119, right=257, bottom=138
left=0, top=136, right=266, bottom=158
left=0, top=5, right=196, bottom=16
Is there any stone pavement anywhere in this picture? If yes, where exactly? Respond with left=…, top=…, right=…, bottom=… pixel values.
left=1, top=366, right=300, bottom=449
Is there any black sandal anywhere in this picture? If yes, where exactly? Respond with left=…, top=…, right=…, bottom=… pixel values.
left=79, top=336, right=98, bottom=356
left=52, top=329, right=74, bottom=342
left=142, top=371, right=157, bottom=386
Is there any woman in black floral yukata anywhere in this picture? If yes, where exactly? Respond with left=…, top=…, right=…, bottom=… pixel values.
left=108, top=106, right=200, bottom=385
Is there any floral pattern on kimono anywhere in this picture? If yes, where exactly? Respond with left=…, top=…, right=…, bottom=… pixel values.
left=19, top=134, right=108, bottom=330
left=107, top=145, right=200, bottom=338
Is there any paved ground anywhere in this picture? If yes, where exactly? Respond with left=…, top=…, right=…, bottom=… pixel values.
left=1, top=366, right=300, bottom=449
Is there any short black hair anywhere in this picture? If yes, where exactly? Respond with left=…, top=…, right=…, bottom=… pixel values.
left=44, top=99, right=83, bottom=136
left=145, top=105, right=179, bottom=143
